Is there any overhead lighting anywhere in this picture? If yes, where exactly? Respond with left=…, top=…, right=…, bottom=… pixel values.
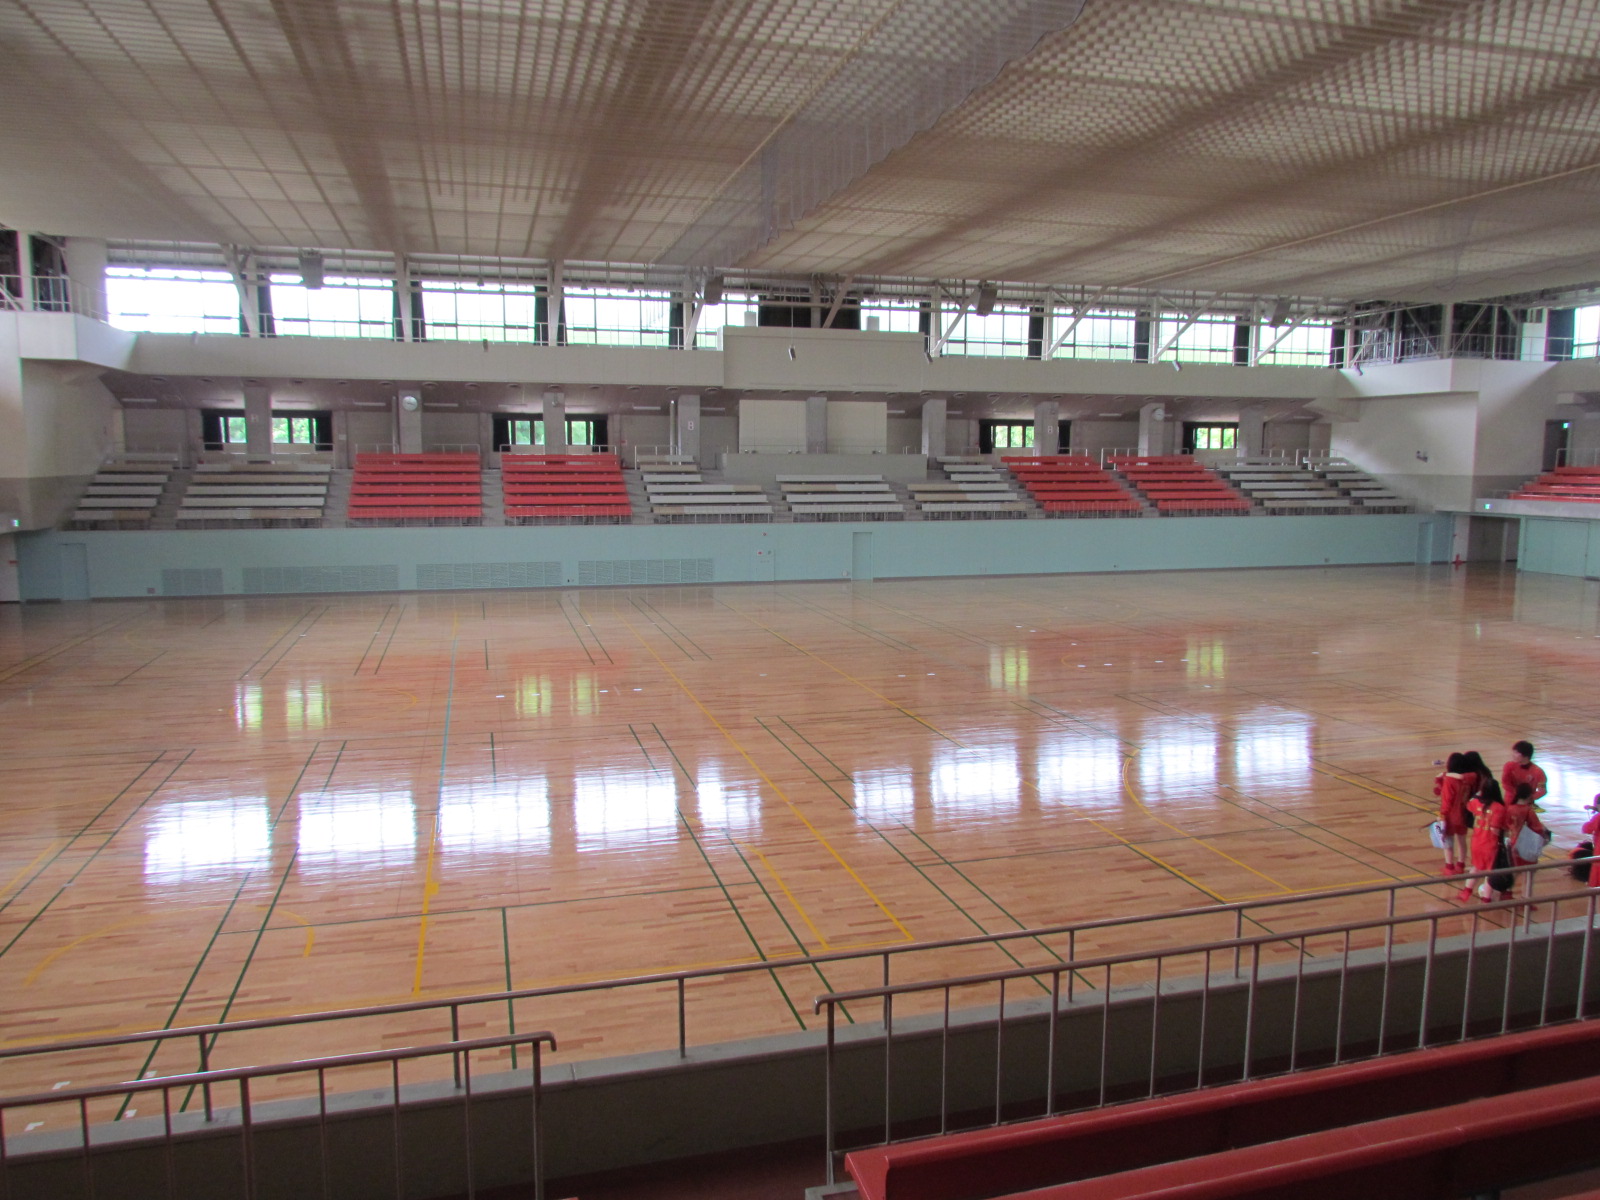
left=298, top=251, right=325, bottom=289
left=703, top=274, right=725, bottom=305
left=975, top=283, right=998, bottom=316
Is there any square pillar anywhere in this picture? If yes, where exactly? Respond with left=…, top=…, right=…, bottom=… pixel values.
left=1033, top=400, right=1060, bottom=456
left=63, top=237, right=108, bottom=321
left=397, top=387, right=423, bottom=454
left=805, top=395, right=827, bottom=453
left=1138, top=402, right=1167, bottom=456
left=543, top=391, right=568, bottom=452
left=1237, top=404, right=1266, bottom=459
left=920, top=397, right=947, bottom=458
left=675, top=393, right=702, bottom=466
left=243, top=383, right=272, bottom=459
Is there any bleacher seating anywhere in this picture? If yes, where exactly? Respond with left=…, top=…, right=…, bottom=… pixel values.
left=1002, top=454, right=1145, bottom=517
left=1309, top=458, right=1411, bottom=511
left=844, top=1019, right=1600, bottom=1200
left=1216, top=459, right=1352, bottom=513
left=779, top=475, right=907, bottom=520
left=348, top=452, right=481, bottom=524
left=1509, top=465, right=1600, bottom=504
left=912, top=459, right=1030, bottom=518
left=69, top=457, right=174, bottom=527
left=645, top=476, right=773, bottom=521
left=502, top=453, right=631, bottom=523
left=1108, top=455, right=1252, bottom=515
left=175, top=460, right=330, bottom=527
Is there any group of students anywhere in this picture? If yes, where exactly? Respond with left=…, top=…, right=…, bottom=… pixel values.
left=1434, top=740, right=1554, bottom=903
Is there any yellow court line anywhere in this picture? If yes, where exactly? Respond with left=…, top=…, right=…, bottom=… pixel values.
left=721, top=604, right=968, bottom=748
left=1118, top=750, right=1293, bottom=894
left=23, top=917, right=149, bottom=986
left=411, top=822, right=443, bottom=995
left=0, top=840, right=66, bottom=903
left=1313, top=765, right=1435, bottom=813
left=618, top=612, right=915, bottom=946
left=740, top=840, right=831, bottom=950
left=242, top=905, right=317, bottom=957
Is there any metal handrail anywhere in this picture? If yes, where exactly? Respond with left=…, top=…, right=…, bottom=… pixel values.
left=810, top=876, right=1600, bottom=1182
left=0, top=856, right=1586, bottom=1081
left=0, top=1031, right=556, bottom=1200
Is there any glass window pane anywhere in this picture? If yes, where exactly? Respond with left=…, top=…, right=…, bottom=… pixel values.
left=421, top=281, right=541, bottom=342
left=106, top=267, right=241, bottom=335
left=270, top=275, right=393, bottom=338
left=271, top=417, right=289, bottom=443
left=1049, top=309, right=1137, bottom=361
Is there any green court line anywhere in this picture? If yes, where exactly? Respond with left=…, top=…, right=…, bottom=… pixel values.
left=237, top=605, right=319, bottom=679
left=632, top=597, right=711, bottom=660
left=371, top=600, right=409, bottom=674
left=122, top=871, right=259, bottom=1117
left=352, top=603, right=398, bottom=674
left=645, top=722, right=812, bottom=1031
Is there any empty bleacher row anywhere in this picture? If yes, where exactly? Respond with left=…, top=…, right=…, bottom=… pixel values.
left=69, top=457, right=175, bottom=527
left=1109, top=454, right=1253, bottom=514
left=176, top=461, right=330, bottom=527
left=348, top=453, right=481, bottom=524
left=504, top=453, right=630, bottom=523
left=642, top=455, right=773, bottom=522
left=68, top=453, right=1420, bottom=529
left=1001, top=455, right=1144, bottom=516
left=1509, top=464, right=1600, bottom=504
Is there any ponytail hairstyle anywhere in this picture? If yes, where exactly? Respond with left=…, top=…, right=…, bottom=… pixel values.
left=1446, top=751, right=1468, bottom=773
left=1461, top=750, right=1491, bottom=778
left=1477, top=779, right=1505, bottom=807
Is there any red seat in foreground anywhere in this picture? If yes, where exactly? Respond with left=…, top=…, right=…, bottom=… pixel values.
left=845, top=1019, right=1600, bottom=1200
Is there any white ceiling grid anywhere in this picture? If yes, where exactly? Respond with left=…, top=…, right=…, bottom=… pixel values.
left=3, top=0, right=1600, bottom=299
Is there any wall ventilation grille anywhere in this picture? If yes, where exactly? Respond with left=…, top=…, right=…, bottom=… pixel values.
left=576, top=558, right=713, bottom=586
left=241, top=565, right=400, bottom=594
left=160, top=568, right=224, bottom=596
left=417, top=562, right=563, bottom=590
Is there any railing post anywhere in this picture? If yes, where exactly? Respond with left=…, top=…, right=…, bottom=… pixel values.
left=678, top=977, right=687, bottom=1058
left=532, top=1042, right=547, bottom=1200
left=240, top=1077, right=255, bottom=1200
left=824, top=1004, right=837, bottom=1185
left=451, top=1004, right=463, bottom=1087
left=200, top=1036, right=214, bottom=1121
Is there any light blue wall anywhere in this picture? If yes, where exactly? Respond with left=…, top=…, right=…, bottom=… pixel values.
left=17, top=514, right=1449, bottom=600
left=1519, top=517, right=1600, bottom=579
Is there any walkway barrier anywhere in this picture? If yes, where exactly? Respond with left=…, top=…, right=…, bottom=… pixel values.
left=0, top=857, right=1591, bottom=1128
left=0, top=1031, right=556, bottom=1200
left=812, top=883, right=1600, bottom=1183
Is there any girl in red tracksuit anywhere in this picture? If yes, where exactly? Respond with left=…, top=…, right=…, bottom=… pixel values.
left=1501, top=782, right=1549, bottom=896
left=1463, top=779, right=1509, bottom=903
left=1434, top=752, right=1472, bottom=878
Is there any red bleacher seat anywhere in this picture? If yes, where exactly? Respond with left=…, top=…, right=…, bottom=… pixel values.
left=501, top=453, right=631, bottom=522
left=349, top=453, right=483, bottom=523
left=1106, top=455, right=1251, bottom=515
left=1510, top=465, right=1600, bottom=503
left=846, top=1019, right=1600, bottom=1200
left=1001, top=456, right=1143, bottom=517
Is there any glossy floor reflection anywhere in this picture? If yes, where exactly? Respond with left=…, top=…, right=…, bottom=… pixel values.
left=1, top=564, right=1598, bottom=1097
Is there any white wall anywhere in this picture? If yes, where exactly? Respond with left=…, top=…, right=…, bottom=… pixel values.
left=1330, top=392, right=1479, bottom=509
left=826, top=400, right=887, bottom=453
left=738, top=399, right=807, bottom=452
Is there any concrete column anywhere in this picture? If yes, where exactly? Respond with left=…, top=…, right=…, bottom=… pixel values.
left=1138, top=403, right=1167, bottom=456
left=675, top=393, right=702, bottom=466
left=330, top=409, right=351, bottom=468
left=394, top=255, right=414, bottom=342
left=1237, top=404, right=1266, bottom=459
left=920, top=397, right=947, bottom=458
left=63, top=237, right=108, bottom=321
left=1033, top=400, right=1060, bottom=456
left=397, top=387, right=423, bottom=454
left=243, top=383, right=272, bottom=459
left=16, top=233, right=35, bottom=310
left=805, top=395, right=827, bottom=453
left=543, top=391, right=568, bottom=452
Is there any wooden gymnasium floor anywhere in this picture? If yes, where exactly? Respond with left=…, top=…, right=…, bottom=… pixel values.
left=2, top=562, right=1599, bottom=1111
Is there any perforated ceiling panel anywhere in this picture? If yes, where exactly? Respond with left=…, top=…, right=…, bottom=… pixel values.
left=3, top=0, right=1600, bottom=300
